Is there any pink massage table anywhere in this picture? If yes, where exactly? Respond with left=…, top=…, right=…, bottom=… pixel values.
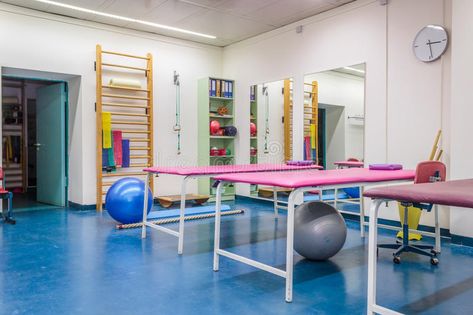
left=141, top=163, right=322, bottom=254
left=212, top=168, right=415, bottom=302
left=364, top=179, right=473, bottom=315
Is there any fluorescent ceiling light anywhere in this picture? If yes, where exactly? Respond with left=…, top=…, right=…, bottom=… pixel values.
left=32, top=0, right=217, bottom=39
left=343, top=66, right=365, bottom=74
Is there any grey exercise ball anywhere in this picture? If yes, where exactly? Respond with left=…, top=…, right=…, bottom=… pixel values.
left=294, top=201, right=347, bottom=261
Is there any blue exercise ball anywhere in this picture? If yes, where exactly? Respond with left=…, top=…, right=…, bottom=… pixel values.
left=105, top=177, right=152, bottom=224
left=294, top=201, right=347, bottom=261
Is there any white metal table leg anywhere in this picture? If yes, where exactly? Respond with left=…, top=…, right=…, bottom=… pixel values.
left=285, top=189, right=298, bottom=302
left=273, top=186, right=278, bottom=217
left=213, top=181, right=224, bottom=271
left=434, top=204, right=441, bottom=253
left=141, top=172, right=152, bottom=239
left=334, top=188, right=338, bottom=209
left=367, top=199, right=382, bottom=315
left=360, top=186, right=366, bottom=238
left=177, top=176, right=189, bottom=255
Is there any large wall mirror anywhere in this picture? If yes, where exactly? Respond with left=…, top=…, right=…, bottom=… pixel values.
left=303, top=63, right=365, bottom=169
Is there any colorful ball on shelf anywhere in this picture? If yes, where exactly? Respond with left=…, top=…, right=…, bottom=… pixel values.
left=210, top=147, right=219, bottom=156
left=218, top=148, right=226, bottom=156
left=250, top=147, right=257, bottom=156
left=223, top=126, right=237, bottom=136
left=226, top=148, right=231, bottom=156
left=210, top=120, right=220, bottom=135
left=250, top=122, right=257, bottom=136
left=216, top=129, right=224, bottom=136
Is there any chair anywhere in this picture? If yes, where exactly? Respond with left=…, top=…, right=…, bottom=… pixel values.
left=378, top=161, right=446, bottom=265
left=0, top=168, right=15, bottom=224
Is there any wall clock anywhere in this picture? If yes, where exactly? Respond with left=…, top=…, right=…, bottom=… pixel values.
left=413, top=25, right=448, bottom=62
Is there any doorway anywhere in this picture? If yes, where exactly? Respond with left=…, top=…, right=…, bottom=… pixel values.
left=2, top=76, right=68, bottom=211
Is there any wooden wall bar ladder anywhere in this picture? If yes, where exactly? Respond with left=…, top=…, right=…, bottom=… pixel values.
left=95, top=44, right=154, bottom=211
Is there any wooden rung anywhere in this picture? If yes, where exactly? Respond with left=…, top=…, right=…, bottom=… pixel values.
left=102, top=62, right=147, bottom=71
left=102, top=50, right=149, bottom=60
left=131, top=163, right=150, bottom=167
left=102, top=85, right=148, bottom=92
left=102, top=172, right=146, bottom=177
left=102, top=102, right=149, bottom=109
left=121, top=130, right=151, bottom=134
left=130, top=147, right=150, bottom=150
left=109, top=112, right=149, bottom=117
left=128, top=138, right=150, bottom=142
left=103, top=93, right=149, bottom=101
left=130, top=155, right=151, bottom=159
left=112, top=121, right=150, bottom=126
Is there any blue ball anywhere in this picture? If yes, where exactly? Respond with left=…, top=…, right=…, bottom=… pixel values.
left=105, top=177, right=152, bottom=224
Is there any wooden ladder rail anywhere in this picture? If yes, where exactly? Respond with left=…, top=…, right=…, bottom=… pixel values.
left=96, top=44, right=154, bottom=211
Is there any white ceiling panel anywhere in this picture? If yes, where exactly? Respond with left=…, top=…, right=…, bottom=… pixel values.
left=177, top=9, right=273, bottom=42
left=214, top=0, right=279, bottom=16
left=0, top=0, right=356, bottom=46
left=177, top=0, right=228, bottom=7
left=143, top=0, right=207, bottom=25
left=245, top=0, right=334, bottom=27
left=0, top=0, right=51, bottom=11
left=102, top=0, right=167, bottom=19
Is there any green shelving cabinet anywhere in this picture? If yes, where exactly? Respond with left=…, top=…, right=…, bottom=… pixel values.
left=197, top=77, right=236, bottom=201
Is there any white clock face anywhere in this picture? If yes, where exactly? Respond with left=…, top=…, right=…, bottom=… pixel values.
left=413, top=25, right=448, bottom=62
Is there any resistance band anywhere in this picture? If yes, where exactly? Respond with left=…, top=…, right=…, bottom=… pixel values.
left=173, top=71, right=182, bottom=155
left=122, top=139, right=130, bottom=167
left=263, top=85, right=270, bottom=153
left=112, top=130, right=123, bottom=167
left=102, top=112, right=112, bottom=149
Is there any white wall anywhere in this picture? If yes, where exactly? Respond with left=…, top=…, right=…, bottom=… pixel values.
left=0, top=3, right=222, bottom=205
left=450, top=0, right=473, bottom=238
left=223, top=0, right=452, bottom=230
left=256, top=80, right=286, bottom=164
left=305, top=70, right=365, bottom=168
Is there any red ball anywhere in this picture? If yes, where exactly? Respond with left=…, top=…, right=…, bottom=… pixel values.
left=210, top=120, right=220, bottom=135
left=250, top=122, right=257, bottom=136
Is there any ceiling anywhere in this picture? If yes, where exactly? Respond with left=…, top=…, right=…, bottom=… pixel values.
left=1, top=0, right=355, bottom=46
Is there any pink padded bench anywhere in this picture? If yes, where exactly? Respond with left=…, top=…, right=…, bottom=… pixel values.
left=141, top=163, right=323, bottom=254
left=364, top=179, right=473, bottom=315
left=211, top=168, right=415, bottom=302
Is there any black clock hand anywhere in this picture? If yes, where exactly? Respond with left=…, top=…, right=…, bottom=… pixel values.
left=426, top=40, right=433, bottom=58
left=429, top=40, right=442, bottom=45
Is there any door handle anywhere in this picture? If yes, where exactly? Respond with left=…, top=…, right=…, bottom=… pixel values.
left=33, top=143, right=42, bottom=151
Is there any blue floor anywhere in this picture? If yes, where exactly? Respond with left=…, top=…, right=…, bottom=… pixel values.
left=1, top=199, right=473, bottom=314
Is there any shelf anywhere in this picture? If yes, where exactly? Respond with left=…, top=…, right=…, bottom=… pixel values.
left=210, top=136, right=235, bottom=139
left=209, top=114, right=234, bottom=119
left=250, top=137, right=257, bottom=140
left=210, top=155, right=234, bottom=158
left=210, top=96, right=233, bottom=101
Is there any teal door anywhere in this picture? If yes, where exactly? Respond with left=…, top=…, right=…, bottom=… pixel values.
left=36, top=83, right=67, bottom=206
